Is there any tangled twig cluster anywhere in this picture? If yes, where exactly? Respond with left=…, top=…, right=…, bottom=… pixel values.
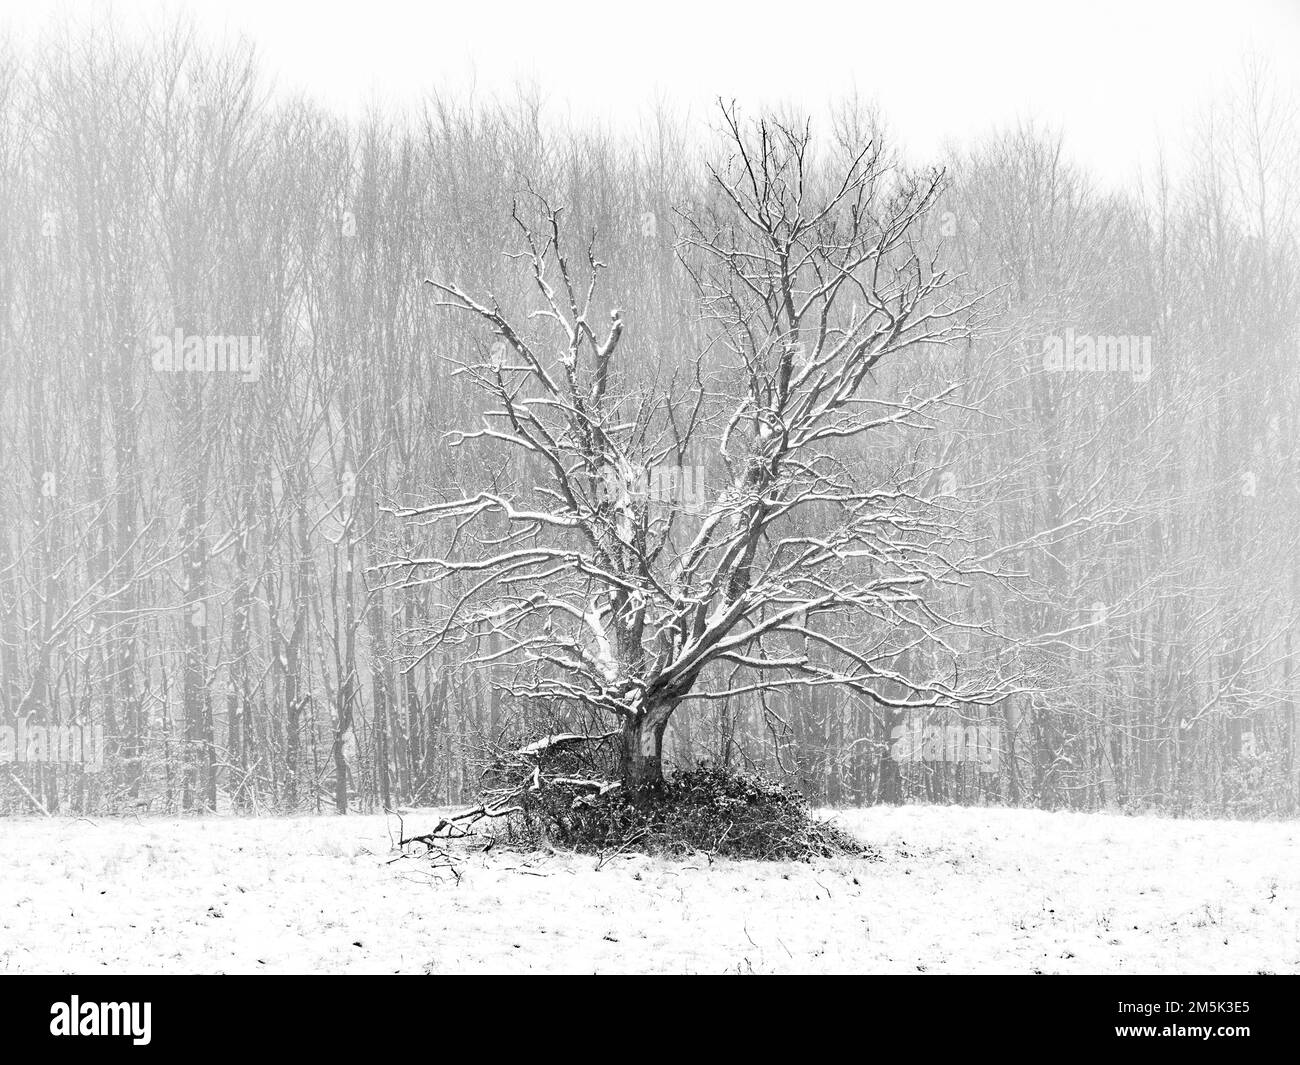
left=404, top=733, right=873, bottom=863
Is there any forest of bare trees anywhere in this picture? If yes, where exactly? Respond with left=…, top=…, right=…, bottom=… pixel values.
left=2, top=24, right=1297, bottom=818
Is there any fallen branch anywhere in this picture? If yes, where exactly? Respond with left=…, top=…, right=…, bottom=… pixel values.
left=4, top=768, right=52, bottom=817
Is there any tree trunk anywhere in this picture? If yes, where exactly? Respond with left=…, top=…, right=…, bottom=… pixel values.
left=621, top=704, right=673, bottom=791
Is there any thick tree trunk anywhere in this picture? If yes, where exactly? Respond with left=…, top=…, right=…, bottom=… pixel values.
left=621, top=704, right=674, bottom=791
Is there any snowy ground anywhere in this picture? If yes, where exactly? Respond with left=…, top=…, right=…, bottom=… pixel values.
left=2, top=805, right=1297, bottom=974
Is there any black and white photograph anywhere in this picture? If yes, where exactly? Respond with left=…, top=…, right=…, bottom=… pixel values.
left=1, top=0, right=1298, bottom=1038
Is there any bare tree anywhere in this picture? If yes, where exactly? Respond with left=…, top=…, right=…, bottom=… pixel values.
left=392, top=105, right=1019, bottom=791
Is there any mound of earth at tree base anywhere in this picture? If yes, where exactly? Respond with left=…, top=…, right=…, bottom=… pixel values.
left=495, top=764, right=877, bottom=862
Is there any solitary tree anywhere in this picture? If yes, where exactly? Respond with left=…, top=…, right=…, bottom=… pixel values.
left=394, top=105, right=1016, bottom=792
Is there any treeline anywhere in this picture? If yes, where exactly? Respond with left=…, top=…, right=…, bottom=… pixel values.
left=0, top=25, right=1297, bottom=817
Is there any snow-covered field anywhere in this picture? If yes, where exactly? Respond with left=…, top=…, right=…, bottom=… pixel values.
left=2, top=806, right=1297, bottom=974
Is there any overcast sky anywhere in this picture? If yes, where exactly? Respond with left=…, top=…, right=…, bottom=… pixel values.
left=4, top=0, right=1299, bottom=187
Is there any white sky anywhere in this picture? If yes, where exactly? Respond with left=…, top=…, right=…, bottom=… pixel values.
left=4, top=0, right=1299, bottom=187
